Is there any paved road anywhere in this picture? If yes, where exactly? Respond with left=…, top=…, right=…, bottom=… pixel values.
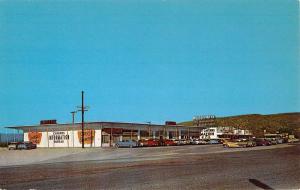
left=1, top=144, right=299, bottom=189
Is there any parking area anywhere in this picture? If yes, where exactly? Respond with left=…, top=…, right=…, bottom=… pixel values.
left=0, top=143, right=295, bottom=168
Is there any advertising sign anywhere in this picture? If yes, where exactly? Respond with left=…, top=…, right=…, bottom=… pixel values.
left=28, top=132, right=42, bottom=144
left=78, top=130, right=95, bottom=144
left=49, top=131, right=69, bottom=143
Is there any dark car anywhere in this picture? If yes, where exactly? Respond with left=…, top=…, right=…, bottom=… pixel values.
left=25, top=141, right=37, bottom=149
left=17, top=142, right=37, bottom=150
left=254, top=138, right=271, bottom=146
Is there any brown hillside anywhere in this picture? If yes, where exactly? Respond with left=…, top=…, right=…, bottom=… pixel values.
left=180, top=113, right=300, bottom=137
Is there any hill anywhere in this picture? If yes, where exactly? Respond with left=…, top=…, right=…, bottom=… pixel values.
left=180, top=112, right=300, bottom=137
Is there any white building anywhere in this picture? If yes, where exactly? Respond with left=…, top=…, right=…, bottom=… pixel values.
left=7, top=121, right=204, bottom=148
left=200, top=126, right=252, bottom=139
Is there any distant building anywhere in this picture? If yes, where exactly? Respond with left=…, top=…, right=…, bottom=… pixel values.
left=200, top=126, right=252, bottom=139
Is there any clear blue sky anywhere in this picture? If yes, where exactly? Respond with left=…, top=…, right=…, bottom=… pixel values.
left=0, top=0, right=299, bottom=132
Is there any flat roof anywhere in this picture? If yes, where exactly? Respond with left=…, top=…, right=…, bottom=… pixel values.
left=5, top=121, right=202, bottom=132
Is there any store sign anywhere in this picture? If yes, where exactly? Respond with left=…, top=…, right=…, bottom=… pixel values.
left=78, top=130, right=95, bottom=144
left=28, top=132, right=42, bottom=144
left=49, top=131, right=69, bottom=143
left=40, top=120, right=57, bottom=125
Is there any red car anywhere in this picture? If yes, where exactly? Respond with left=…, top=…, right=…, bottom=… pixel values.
left=146, top=139, right=159, bottom=147
left=164, top=139, right=176, bottom=146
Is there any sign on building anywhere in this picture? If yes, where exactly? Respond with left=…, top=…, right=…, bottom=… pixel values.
left=77, top=130, right=95, bottom=144
left=193, top=115, right=216, bottom=127
left=28, top=132, right=42, bottom=144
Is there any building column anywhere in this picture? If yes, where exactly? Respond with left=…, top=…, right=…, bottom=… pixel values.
left=99, top=128, right=102, bottom=147
left=166, top=130, right=170, bottom=139
left=153, top=131, right=156, bottom=139
left=178, top=129, right=182, bottom=139
left=67, top=128, right=69, bottom=148
left=137, top=129, right=141, bottom=140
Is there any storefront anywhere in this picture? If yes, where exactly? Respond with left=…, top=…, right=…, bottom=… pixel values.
left=7, top=121, right=203, bottom=148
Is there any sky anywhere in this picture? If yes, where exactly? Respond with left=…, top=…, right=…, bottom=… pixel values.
left=0, top=0, right=299, bottom=132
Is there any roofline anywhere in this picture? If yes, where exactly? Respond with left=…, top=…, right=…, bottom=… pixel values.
left=5, top=121, right=192, bottom=130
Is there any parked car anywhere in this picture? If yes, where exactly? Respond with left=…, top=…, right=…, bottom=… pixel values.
left=246, top=140, right=256, bottom=147
left=16, top=142, right=37, bottom=150
left=207, top=139, right=220, bottom=144
left=191, top=139, right=208, bottom=145
left=24, top=141, right=37, bottom=149
left=163, top=139, right=176, bottom=146
left=182, top=139, right=191, bottom=145
left=138, top=139, right=148, bottom=147
left=198, top=140, right=209, bottom=145
left=115, top=140, right=138, bottom=148
left=8, top=142, right=20, bottom=150
left=276, top=138, right=284, bottom=144
left=191, top=139, right=200, bottom=145
left=288, top=138, right=300, bottom=143
left=266, top=138, right=277, bottom=145
left=146, top=139, right=160, bottom=147
left=174, top=139, right=185, bottom=146
left=17, top=143, right=29, bottom=150
left=223, top=140, right=241, bottom=148
left=254, top=138, right=271, bottom=146
left=223, top=139, right=255, bottom=148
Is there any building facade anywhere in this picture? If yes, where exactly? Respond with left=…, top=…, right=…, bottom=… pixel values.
left=7, top=121, right=203, bottom=148
left=200, top=126, right=253, bottom=139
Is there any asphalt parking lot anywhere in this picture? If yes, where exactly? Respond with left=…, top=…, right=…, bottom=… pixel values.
left=0, top=143, right=299, bottom=189
left=0, top=143, right=294, bottom=167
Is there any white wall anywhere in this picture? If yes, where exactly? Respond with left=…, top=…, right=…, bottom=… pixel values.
left=24, top=129, right=102, bottom=148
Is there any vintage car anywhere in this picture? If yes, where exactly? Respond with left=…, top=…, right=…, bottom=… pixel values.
left=265, top=138, right=277, bottom=145
left=8, top=142, right=20, bottom=150
left=163, top=139, right=177, bottom=146
left=115, top=140, right=138, bottom=148
left=24, top=141, right=37, bottom=149
left=16, top=142, right=37, bottom=150
left=207, top=139, right=220, bottom=144
left=146, top=139, right=160, bottom=147
left=138, top=139, right=160, bottom=147
left=288, top=138, right=300, bottom=143
left=223, top=139, right=255, bottom=148
left=254, top=138, right=271, bottom=146
left=191, top=139, right=208, bottom=145
left=174, top=139, right=185, bottom=146
left=138, top=139, right=148, bottom=147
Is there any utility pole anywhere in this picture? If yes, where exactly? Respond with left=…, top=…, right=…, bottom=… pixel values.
left=70, top=111, right=77, bottom=124
left=81, top=91, right=85, bottom=148
left=76, top=91, right=89, bottom=148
